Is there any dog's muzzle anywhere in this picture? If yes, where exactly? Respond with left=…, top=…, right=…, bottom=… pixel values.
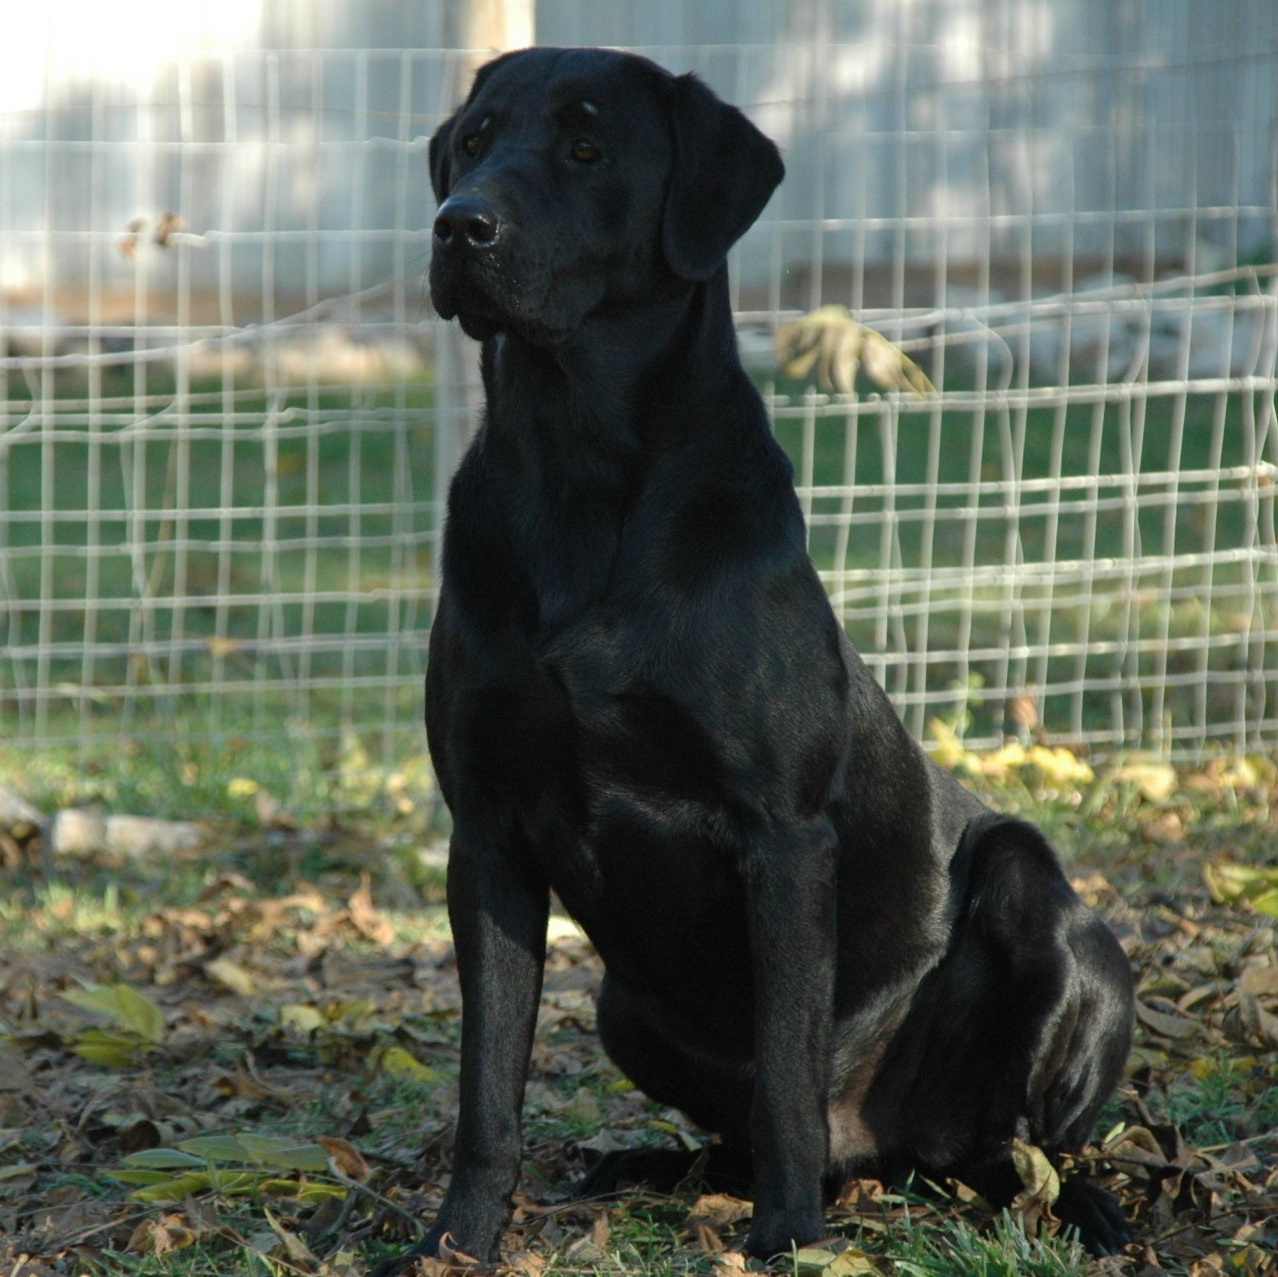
left=429, top=195, right=509, bottom=338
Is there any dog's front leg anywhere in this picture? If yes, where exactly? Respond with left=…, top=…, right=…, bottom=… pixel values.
left=422, top=828, right=549, bottom=1261
left=742, top=819, right=837, bottom=1259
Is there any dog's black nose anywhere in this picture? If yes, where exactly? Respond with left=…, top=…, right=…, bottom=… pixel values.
left=433, top=197, right=500, bottom=251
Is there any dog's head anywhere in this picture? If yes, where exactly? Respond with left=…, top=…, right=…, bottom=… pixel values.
left=428, top=47, right=784, bottom=345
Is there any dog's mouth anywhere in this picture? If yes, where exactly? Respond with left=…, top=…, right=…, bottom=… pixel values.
left=430, top=260, right=505, bottom=341
left=448, top=298, right=504, bottom=343
left=432, top=196, right=622, bottom=345
left=431, top=259, right=577, bottom=347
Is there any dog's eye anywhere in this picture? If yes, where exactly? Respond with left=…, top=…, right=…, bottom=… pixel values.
left=462, top=135, right=482, bottom=157
left=570, top=139, right=601, bottom=164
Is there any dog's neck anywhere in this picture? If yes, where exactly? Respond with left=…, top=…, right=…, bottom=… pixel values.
left=554, top=277, right=733, bottom=410
left=474, top=269, right=746, bottom=633
left=485, top=269, right=738, bottom=439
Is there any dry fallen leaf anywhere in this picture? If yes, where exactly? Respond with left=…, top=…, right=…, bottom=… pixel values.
left=1008, top=1137, right=1061, bottom=1236
left=202, top=956, right=259, bottom=997
left=692, top=1222, right=726, bottom=1253
left=1239, top=963, right=1278, bottom=997
left=126, top=1213, right=197, bottom=1256
left=317, top=1135, right=371, bottom=1181
left=264, top=1205, right=317, bottom=1264
left=1136, top=998, right=1208, bottom=1042
left=563, top=1213, right=610, bottom=1263
left=685, top=1193, right=754, bottom=1230
left=346, top=872, right=397, bottom=946
left=1112, top=761, right=1178, bottom=803
left=1204, top=861, right=1278, bottom=918
left=499, top=1250, right=548, bottom=1277
left=1143, top=811, right=1185, bottom=844
left=436, top=1232, right=483, bottom=1268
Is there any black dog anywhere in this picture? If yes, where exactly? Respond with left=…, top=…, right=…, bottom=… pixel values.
left=408, top=46, right=1134, bottom=1266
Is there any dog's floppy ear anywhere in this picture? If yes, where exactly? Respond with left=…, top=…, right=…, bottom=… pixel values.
left=429, top=112, right=457, bottom=202
left=662, top=74, right=784, bottom=282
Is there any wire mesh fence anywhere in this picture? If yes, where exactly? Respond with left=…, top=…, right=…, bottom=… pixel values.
left=1, top=48, right=458, bottom=759
left=2, top=26, right=1276, bottom=763
left=771, top=274, right=1278, bottom=756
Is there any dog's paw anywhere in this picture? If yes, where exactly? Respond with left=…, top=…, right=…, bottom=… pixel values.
left=743, top=1211, right=824, bottom=1260
left=573, top=1147, right=702, bottom=1198
left=1055, top=1179, right=1132, bottom=1256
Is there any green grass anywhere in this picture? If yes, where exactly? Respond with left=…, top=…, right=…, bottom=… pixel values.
left=874, top=1209, right=1089, bottom=1276
left=0, top=710, right=443, bottom=835
left=1161, top=1053, right=1278, bottom=1148
left=772, top=384, right=1267, bottom=571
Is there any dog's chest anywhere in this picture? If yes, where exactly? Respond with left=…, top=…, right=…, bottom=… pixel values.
left=538, top=612, right=731, bottom=799
left=542, top=662, right=757, bottom=999
left=449, top=631, right=752, bottom=989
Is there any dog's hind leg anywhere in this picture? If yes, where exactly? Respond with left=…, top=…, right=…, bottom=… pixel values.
left=857, top=813, right=1133, bottom=1254
left=573, top=973, right=754, bottom=1197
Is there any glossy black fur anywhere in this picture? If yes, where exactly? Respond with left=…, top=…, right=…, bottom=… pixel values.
left=394, top=46, right=1134, bottom=1268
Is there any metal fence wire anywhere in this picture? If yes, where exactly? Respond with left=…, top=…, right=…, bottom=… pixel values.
left=1, top=36, right=1276, bottom=763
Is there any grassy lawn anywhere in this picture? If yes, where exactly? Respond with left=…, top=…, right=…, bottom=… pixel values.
left=0, top=740, right=1275, bottom=1275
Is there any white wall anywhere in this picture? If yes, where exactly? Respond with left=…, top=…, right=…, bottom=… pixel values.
left=2, top=0, right=1275, bottom=307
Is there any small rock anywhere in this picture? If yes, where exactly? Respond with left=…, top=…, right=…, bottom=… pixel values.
left=0, top=305, right=67, bottom=358
left=48, top=808, right=207, bottom=858
left=0, top=785, right=43, bottom=833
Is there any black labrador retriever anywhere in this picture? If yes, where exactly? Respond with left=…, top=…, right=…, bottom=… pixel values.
left=407, top=45, right=1134, bottom=1266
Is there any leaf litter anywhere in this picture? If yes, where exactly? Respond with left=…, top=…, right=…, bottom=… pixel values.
left=0, top=749, right=1275, bottom=1274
